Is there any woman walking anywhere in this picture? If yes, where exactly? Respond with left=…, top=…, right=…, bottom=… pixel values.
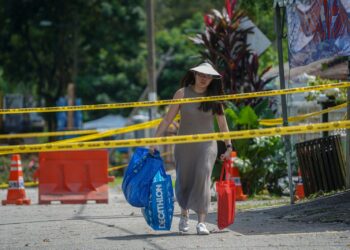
left=151, top=62, right=232, bottom=235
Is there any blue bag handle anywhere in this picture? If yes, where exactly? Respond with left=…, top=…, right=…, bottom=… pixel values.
left=132, top=150, right=160, bottom=174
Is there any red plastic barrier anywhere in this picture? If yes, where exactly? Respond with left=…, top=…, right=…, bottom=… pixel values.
left=37, top=150, right=113, bottom=204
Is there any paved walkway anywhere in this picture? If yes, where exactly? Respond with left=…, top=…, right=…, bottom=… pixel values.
left=0, top=187, right=349, bottom=249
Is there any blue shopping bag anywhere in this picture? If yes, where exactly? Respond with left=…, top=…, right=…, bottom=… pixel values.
left=122, top=147, right=163, bottom=207
left=142, top=166, right=174, bottom=231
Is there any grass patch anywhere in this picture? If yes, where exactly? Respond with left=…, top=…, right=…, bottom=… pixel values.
left=108, top=176, right=123, bottom=188
left=247, top=194, right=285, bottom=201
left=294, top=188, right=347, bottom=204
left=236, top=197, right=290, bottom=211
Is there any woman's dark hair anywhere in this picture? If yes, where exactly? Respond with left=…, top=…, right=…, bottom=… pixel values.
left=180, top=70, right=225, bottom=115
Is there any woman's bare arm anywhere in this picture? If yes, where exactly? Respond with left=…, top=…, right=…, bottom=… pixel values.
left=216, top=108, right=233, bottom=160
left=154, top=88, right=184, bottom=137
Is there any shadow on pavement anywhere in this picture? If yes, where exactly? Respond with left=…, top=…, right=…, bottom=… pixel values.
left=97, top=232, right=180, bottom=241
left=205, top=190, right=350, bottom=235
left=0, top=214, right=140, bottom=226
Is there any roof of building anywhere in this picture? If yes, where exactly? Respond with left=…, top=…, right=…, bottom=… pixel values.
left=263, top=57, right=349, bottom=82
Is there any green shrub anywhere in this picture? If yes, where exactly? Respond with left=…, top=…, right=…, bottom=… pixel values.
left=212, top=102, right=287, bottom=196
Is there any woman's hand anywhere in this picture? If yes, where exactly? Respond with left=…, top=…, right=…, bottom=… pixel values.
left=220, top=147, right=232, bottom=161
left=149, top=145, right=158, bottom=155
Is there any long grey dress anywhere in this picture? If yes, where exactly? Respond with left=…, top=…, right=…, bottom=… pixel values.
left=174, top=86, right=217, bottom=214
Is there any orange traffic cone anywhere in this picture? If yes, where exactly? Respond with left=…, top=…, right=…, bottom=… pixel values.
left=229, top=151, right=247, bottom=201
left=2, top=154, right=31, bottom=205
left=295, top=168, right=305, bottom=200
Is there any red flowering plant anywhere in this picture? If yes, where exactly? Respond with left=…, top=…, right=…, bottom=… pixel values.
left=191, top=0, right=275, bottom=108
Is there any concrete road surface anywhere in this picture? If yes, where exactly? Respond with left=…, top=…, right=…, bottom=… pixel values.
left=0, top=187, right=349, bottom=250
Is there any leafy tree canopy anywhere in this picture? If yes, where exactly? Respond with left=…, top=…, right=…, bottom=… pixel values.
left=0, top=0, right=147, bottom=124
left=0, top=0, right=280, bottom=125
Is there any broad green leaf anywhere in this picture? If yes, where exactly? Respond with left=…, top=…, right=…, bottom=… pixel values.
left=238, top=106, right=258, bottom=128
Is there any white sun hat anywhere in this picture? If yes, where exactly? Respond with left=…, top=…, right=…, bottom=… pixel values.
left=190, top=62, right=221, bottom=78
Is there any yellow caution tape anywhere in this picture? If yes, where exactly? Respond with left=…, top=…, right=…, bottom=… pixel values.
left=0, top=115, right=178, bottom=141
left=108, top=164, right=128, bottom=172
left=53, top=116, right=180, bottom=144
left=24, top=181, right=39, bottom=187
left=0, top=120, right=349, bottom=155
left=260, top=103, right=348, bottom=126
left=0, top=129, right=97, bottom=139
left=54, top=118, right=162, bottom=144
left=107, top=152, right=172, bottom=172
left=1, top=82, right=349, bottom=114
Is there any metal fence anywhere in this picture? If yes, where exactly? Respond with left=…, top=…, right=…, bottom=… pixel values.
left=295, top=135, right=346, bottom=196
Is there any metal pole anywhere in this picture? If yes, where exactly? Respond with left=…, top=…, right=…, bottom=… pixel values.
left=146, top=0, right=157, bottom=124
left=346, top=57, right=350, bottom=189
left=322, top=103, right=329, bottom=138
left=67, top=83, right=75, bottom=130
left=275, top=5, right=294, bottom=204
